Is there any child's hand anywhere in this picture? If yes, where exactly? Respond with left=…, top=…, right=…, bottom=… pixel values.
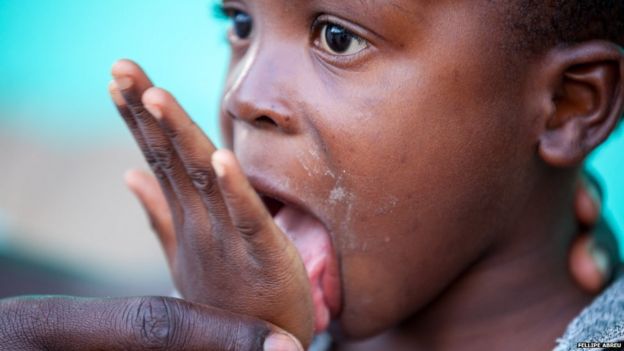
left=109, top=60, right=314, bottom=348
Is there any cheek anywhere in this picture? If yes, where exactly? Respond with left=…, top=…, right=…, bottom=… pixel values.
left=320, top=62, right=531, bottom=337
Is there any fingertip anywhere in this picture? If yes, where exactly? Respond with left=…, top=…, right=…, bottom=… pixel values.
left=111, top=59, right=152, bottom=92
left=142, top=87, right=172, bottom=119
left=125, top=169, right=156, bottom=194
left=109, top=80, right=126, bottom=106
left=211, top=149, right=234, bottom=178
left=142, top=87, right=168, bottom=104
left=570, top=235, right=605, bottom=294
left=111, top=58, right=140, bottom=78
left=111, top=60, right=136, bottom=89
left=576, top=185, right=600, bottom=225
left=214, top=148, right=235, bottom=161
left=264, top=331, right=304, bottom=351
left=124, top=169, right=143, bottom=192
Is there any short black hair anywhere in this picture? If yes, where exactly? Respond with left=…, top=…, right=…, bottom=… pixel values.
left=508, top=0, right=624, bottom=55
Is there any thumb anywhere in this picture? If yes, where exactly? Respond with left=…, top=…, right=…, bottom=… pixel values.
left=125, top=169, right=176, bottom=266
left=0, top=295, right=304, bottom=351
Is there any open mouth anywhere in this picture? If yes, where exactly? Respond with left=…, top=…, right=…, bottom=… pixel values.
left=261, top=195, right=285, bottom=217
left=259, top=193, right=342, bottom=333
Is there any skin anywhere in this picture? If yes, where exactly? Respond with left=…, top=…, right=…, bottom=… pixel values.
left=113, top=0, right=624, bottom=350
left=570, top=175, right=620, bottom=294
left=0, top=296, right=303, bottom=351
left=108, top=66, right=315, bottom=347
left=0, top=195, right=612, bottom=351
left=214, top=1, right=624, bottom=349
left=1, top=0, right=622, bottom=349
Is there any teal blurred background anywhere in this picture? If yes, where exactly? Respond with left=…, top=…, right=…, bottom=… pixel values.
left=0, top=1, right=622, bottom=295
left=0, top=0, right=231, bottom=294
left=1, top=0, right=228, bottom=143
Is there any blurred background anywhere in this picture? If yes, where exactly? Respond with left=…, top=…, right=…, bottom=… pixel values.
left=0, top=1, right=623, bottom=297
left=0, top=0, right=229, bottom=296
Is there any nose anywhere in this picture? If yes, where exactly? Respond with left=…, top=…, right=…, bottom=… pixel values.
left=222, top=43, right=300, bottom=134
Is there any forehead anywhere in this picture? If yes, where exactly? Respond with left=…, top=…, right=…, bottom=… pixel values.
left=237, top=0, right=435, bottom=45
left=314, top=0, right=425, bottom=18
left=239, top=0, right=426, bottom=22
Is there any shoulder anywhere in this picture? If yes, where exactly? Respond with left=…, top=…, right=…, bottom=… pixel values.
left=554, top=274, right=624, bottom=351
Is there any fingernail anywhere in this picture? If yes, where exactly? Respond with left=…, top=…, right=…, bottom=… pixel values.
left=588, top=241, right=610, bottom=279
left=114, top=76, right=133, bottom=90
left=211, top=151, right=227, bottom=178
left=263, top=332, right=303, bottom=351
left=144, top=104, right=162, bottom=119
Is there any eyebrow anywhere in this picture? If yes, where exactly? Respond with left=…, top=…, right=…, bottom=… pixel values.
left=317, top=0, right=424, bottom=23
left=382, top=0, right=426, bottom=23
left=386, top=1, right=423, bottom=20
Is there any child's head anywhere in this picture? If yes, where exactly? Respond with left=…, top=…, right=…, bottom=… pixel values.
left=217, top=0, right=624, bottom=339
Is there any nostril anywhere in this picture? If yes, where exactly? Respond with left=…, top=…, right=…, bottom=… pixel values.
left=254, top=115, right=278, bottom=128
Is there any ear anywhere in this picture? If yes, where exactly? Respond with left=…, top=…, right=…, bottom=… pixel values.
left=538, top=41, right=624, bottom=167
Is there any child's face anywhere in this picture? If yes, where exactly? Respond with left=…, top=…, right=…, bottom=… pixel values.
left=219, top=0, right=536, bottom=338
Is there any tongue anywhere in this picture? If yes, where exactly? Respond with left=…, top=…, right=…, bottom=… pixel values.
left=274, top=206, right=341, bottom=333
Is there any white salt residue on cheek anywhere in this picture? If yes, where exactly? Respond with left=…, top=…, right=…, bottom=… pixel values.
left=301, top=161, right=314, bottom=178
left=296, top=147, right=339, bottom=181
left=296, top=149, right=317, bottom=178
left=374, top=194, right=399, bottom=215
left=342, top=192, right=400, bottom=252
left=313, top=171, right=355, bottom=249
left=295, top=147, right=325, bottom=177
left=324, top=169, right=336, bottom=179
left=329, top=186, right=346, bottom=204
left=308, top=147, right=321, bottom=161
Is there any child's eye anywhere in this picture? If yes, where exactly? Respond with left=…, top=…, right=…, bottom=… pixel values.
left=317, top=23, right=367, bottom=56
left=232, top=10, right=252, bottom=39
left=213, top=3, right=253, bottom=41
left=231, top=10, right=253, bottom=39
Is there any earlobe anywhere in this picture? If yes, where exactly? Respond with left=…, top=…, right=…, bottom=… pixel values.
left=538, top=41, right=624, bottom=167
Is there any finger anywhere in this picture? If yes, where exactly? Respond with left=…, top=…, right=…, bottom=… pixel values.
left=211, top=149, right=285, bottom=248
left=142, top=87, right=230, bottom=222
left=575, top=176, right=601, bottom=228
left=109, top=79, right=151, bottom=156
left=569, top=234, right=607, bottom=294
left=0, top=296, right=303, bottom=351
left=109, top=78, right=183, bottom=223
left=111, top=60, right=205, bottom=219
left=125, top=168, right=177, bottom=266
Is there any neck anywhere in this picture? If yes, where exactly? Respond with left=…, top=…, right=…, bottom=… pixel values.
left=339, top=170, right=594, bottom=351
